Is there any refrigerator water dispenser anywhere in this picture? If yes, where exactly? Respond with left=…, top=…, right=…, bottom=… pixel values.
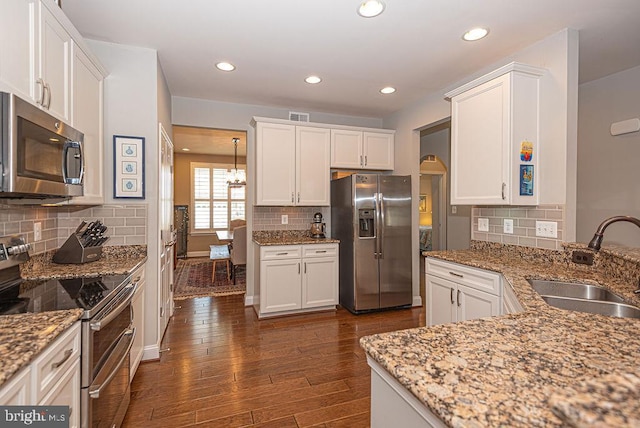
left=358, top=209, right=375, bottom=238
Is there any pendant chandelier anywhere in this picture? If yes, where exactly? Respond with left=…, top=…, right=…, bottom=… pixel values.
left=226, top=137, right=246, bottom=187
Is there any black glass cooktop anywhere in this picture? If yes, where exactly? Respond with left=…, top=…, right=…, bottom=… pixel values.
left=0, top=273, right=130, bottom=319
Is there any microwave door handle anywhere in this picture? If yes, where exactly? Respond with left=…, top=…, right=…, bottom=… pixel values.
left=62, top=141, right=83, bottom=184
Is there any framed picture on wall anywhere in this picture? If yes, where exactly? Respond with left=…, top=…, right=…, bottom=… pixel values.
left=419, top=194, right=428, bottom=212
left=113, top=135, right=145, bottom=199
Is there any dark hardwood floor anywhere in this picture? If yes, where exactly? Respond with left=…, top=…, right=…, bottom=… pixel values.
left=123, top=295, right=425, bottom=427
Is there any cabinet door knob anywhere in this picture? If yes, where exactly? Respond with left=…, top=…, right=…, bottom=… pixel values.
left=502, top=182, right=506, bottom=200
left=449, top=271, right=463, bottom=278
left=457, top=290, right=462, bottom=307
left=450, top=288, right=454, bottom=304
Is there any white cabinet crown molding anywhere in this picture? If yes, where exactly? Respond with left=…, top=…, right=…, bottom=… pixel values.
left=251, top=116, right=395, bottom=135
left=444, top=61, right=546, bottom=100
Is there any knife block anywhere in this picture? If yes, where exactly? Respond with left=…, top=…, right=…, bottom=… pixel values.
left=53, top=233, right=103, bottom=264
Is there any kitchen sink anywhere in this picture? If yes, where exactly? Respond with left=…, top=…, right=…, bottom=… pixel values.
left=527, top=279, right=640, bottom=318
left=527, top=279, right=625, bottom=303
left=539, top=296, right=640, bottom=319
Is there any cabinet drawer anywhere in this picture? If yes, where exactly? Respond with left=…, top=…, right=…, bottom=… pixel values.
left=426, top=258, right=501, bottom=296
left=302, top=244, right=338, bottom=258
left=260, top=245, right=302, bottom=260
left=32, top=322, right=81, bottom=402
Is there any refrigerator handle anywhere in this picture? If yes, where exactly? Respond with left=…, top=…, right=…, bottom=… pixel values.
left=373, top=193, right=379, bottom=259
left=378, top=192, right=385, bottom=259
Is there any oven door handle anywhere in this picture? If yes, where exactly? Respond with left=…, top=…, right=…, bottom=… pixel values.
left=88, top=328, right=135, bottom=399
left=90, top=282, right=138, bottom=331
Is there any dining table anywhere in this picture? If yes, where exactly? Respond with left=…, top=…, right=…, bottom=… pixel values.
left=216, top=230, right=234, bottom=243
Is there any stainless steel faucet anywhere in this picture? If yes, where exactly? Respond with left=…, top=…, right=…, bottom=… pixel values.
left=587, top=216, right=640, bottom=251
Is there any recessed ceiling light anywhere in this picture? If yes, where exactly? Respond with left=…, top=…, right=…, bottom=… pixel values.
left=463, top=27, right=489, bottom=41
left=380, top=86, right=396, bottom=94
left=215, top=62, right=236, bottom=72
left=357, top=0, right=385, bottom=18
left=305, top=75, right=322, bottom=84
left=181, top=148, right=190, bottom=152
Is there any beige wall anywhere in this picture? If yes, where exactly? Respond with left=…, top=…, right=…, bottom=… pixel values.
left=174, top=152, right=246, bottom=254
left=577, top=64, right=640, bottom=247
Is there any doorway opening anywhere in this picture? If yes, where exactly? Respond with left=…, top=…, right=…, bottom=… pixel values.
left=172, top=125, right=247, bottom=258
left=419, top=155, right=447, bottom=253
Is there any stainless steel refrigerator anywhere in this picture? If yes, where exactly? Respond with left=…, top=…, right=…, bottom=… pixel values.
left=331, top=174, right=412, bottom=313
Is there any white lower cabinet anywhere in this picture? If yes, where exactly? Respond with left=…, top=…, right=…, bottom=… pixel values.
left=258, top=244, right=338, bottom=317
left=0, top=322, right=81, bottom=427
left=426, top=258, right=501, bottom=326
left=40, top=362, right=80, bottom=428
left=0, top=367, right=31, bottom=405
left=369, top=357, right=446, bottom=428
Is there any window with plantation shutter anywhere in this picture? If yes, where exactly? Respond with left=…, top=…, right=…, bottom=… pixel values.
left=191, top=162, right=246, bottom=233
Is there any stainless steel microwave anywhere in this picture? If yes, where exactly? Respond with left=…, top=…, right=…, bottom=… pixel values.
left=0, top=92, right=84, bottom=199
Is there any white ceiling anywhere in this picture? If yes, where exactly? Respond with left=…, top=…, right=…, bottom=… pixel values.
left=61, top=0, right=640, bottom=118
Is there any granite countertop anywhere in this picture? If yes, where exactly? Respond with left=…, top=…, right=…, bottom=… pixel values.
left=360, top=241, right=640, bottom=427
left=20, top=245, right=147, bottom=279
left=253, top=230, right=340, bottom=246
left=0, top=309, right=83, bottom=387
left=0, top=245, right=147, bottom=389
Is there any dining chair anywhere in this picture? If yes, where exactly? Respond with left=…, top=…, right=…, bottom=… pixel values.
left=229, top=225, right=247, bottom=284
left=229, top=219, right=246, bottom=230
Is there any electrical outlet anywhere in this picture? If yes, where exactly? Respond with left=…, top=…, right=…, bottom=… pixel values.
left=478, top=218, right=489, bottom=232
left=503, top=219, right=514, bottom=234
left=34, top=222, right=42, bottom=241
left=281, top=215, right=288, bottom=225
left=535, top=221, right=557, bottom=238
left=572, top=251, right=594, bottom=265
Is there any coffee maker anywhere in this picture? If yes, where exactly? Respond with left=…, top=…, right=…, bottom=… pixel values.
left=310, top=212, right=326, bottom=238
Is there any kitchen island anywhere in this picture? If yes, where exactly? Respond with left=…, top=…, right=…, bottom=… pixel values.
left=361, top=241, right=640, bottom=427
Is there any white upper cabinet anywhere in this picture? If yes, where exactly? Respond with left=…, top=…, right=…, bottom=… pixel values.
left=296, top=126, right=331, bottom=206
left=446, top=62, right=545, bottom=205
left=331, top=129, right=394, bottom=170
left=330, top=129, right=362, bottom=168
left=0, top=0, right=37, bottom=100
left=36, top=2, right=72, bottom=122
left=255, top=120, right=330, bottom=206
left=68, top=43, right=104, bottom=205
left=362, top=132, right=394, bottom=170
left=255, top=121, right=297, bottom=205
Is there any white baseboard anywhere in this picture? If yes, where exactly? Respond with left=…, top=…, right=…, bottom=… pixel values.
left=142, top=345, right=160, bottom=361
left=187, top=250, right=209, bottom=258
left=412, top=296, right=423, bottom=307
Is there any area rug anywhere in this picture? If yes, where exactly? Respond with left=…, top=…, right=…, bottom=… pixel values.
left=173, top=257, right=245, bottom=300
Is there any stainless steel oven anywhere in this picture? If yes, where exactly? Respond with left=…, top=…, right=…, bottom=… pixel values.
left=0, top=235, right=139, bottom=428
left=0, top=92, right=84, bottom=198
left=80, top=280, right=137, bottom=428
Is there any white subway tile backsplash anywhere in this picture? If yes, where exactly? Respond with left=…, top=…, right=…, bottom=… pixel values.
left=472, top=204, right=565, bottom=250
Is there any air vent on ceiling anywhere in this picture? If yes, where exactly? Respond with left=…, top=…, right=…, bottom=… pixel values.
left=289, top=111, right=310, bottom=122
left=424, top=154, right=437, bottom=162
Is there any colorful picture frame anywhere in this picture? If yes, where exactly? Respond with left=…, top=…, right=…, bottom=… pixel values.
left=114, top=135, right=145, bottom=199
